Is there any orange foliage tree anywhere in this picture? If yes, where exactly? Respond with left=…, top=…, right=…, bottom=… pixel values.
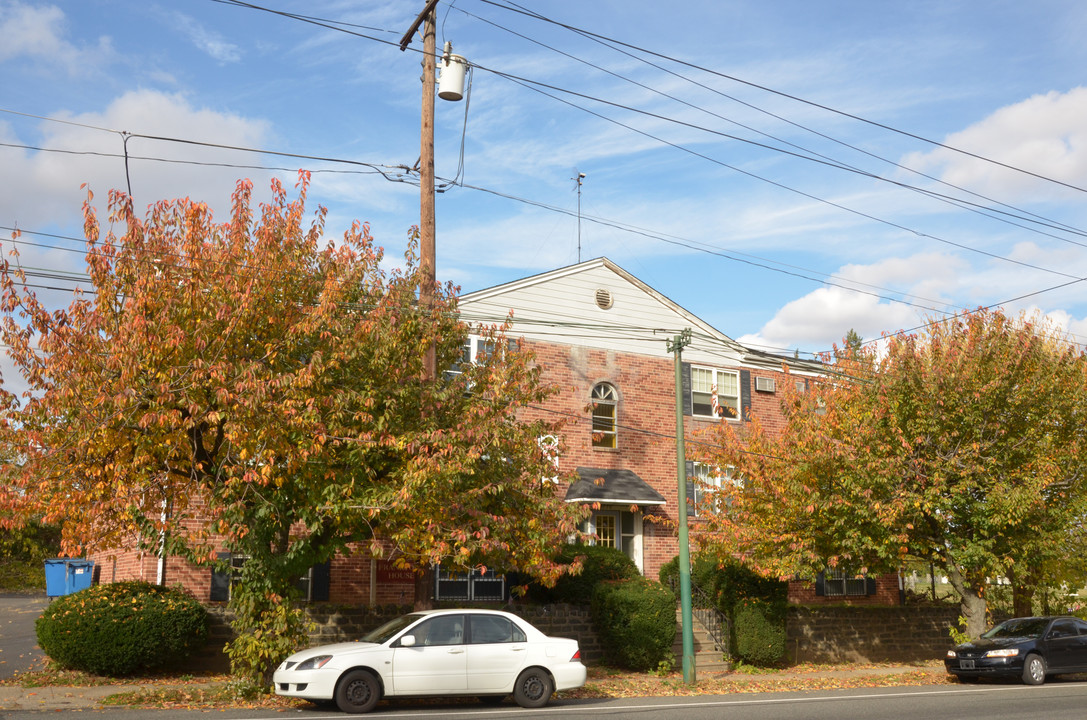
left=0, top=174, right=584, bottom=683
left=696, top=309, right=1087, bottom=639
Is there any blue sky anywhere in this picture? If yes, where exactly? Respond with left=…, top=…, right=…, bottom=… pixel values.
left=3, top=0, right=1087, bottom=360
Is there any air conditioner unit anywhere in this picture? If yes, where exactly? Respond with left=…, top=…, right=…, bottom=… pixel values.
left=755, top=376, right=776, bottom=393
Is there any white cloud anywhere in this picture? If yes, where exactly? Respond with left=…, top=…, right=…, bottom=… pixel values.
left=1, top=89, right=275, bottom=251
left=903, top=87, right=1087, bottom=201
left=0, top=1, right=113, bottom=73
left=738, top=252, right=967, bottom=352
left=167, top=11, right=241, bottom=64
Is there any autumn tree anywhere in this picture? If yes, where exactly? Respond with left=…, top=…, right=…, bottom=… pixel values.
left=0, top=174, right=584, bottom=684
left=697, top=308, right=1087, bottom=639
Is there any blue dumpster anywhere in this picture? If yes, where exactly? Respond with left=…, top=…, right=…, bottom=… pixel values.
left=44, top=558, right=95, bottom=597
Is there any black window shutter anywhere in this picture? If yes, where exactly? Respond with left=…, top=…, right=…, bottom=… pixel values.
left=681, top=362, right=692, bottom=416
left=209, top=552, right=231, bottom=602
left=866, top=577, right=877, bottom=596
left=311, top=560, right=331, bottom=602
left=740, top=370, right=752, bottom=421
left=814, top=571, right=825, bottom=597
left=685, top=461, right=695, bottom=517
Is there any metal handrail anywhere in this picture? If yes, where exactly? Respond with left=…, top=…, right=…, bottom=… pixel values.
left=669, top=576, right=730, bottom=655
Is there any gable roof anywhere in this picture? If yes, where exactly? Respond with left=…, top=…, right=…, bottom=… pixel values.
left=459, top=257, right=824, bottom=375
left=459, top=257, right=744, bottom=364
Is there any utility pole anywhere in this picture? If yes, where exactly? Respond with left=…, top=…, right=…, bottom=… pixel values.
left=400, top=0, right=440, bottom=611
left=668, top=328, right=696, bottom=684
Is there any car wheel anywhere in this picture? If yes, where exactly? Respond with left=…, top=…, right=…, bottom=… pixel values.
left=335, top=670, right=381, bottom=713
left=1022, top=654, right=1046, bottom=686
left=478, top=695, right=506, bottom=705
left=513, top=667, right=553, bottom=708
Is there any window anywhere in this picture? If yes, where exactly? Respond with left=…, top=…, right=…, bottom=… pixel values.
left=409, top=614, right=465, bottom=646
left=691, top=366, right=739, bottom=419
left=444, top=335, right=519, bottom=382
left=595, top=513, right=617, bottom=547
left=469, top=614, right=526, bottom=644
left=687, top=463, right=740, bottom=516
left=582, top=510, right=638, bottom=562
left=591, top=383, right=617, bottom=448
left=1048, top=619, right=1080, bottom=639
left=818, top=568, right=872, bottom=597
left=210, top=554, right=329, bottom=602
left=688, top=463, right=721, bottom=510
left=537, top=434, right=560, bottom=484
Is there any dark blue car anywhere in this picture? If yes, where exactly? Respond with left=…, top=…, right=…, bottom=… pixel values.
left=946, top=616, right=1087, bottom=685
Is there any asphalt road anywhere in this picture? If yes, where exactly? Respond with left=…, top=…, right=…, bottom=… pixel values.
left=6, top=683, right=1087, bottom=720
left=0, top=594, right=48, bottom=681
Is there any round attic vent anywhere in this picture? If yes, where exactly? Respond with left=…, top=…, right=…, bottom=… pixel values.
left=595, top=288, right=614, bottom=310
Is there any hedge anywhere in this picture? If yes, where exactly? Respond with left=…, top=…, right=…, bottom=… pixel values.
left=591, top=577, right=676, bottom=671
left=36, top=581, right=208, bottom=676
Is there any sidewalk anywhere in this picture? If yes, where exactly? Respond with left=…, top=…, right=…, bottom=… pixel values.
left=0, top=682, right=150, bottom=711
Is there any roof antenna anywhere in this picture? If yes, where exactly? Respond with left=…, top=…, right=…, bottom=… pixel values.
left=574, top=170, right=586, bottom=262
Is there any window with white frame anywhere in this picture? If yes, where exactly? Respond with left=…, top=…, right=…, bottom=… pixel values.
left=591, top=383, right=618, bottom=448
left=691, top=366, right=740, bottom=419
left=689, top=462, right=739, bottom=512
left=690, top=462, right=721, bottom=510
left=444, top=335, right=518, bottom=382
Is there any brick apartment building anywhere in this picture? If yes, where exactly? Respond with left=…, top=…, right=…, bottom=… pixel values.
left=90, top=257, right=897, bottom=606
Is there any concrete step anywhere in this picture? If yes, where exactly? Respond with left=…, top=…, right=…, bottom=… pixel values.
left=674, top=608, right=730, bottom=672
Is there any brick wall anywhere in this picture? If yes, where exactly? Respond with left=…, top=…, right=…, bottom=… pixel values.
left=788, top=574, right=902, bottom=606
left=786, top=605, right=960, bottom=663
left=200, top=600, right=958, bottom=670
left=86, top=337, right=826, bottom=609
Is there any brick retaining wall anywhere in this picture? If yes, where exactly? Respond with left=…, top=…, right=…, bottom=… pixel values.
left=786, top=605, right=961, bottom=664
left=199, top=602, right=963, bottom=671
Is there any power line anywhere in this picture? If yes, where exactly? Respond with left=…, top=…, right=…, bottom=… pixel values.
left=6, top=124, right=1083, bottom=344
left=0, top=119, right=969, bottom=317
left=482, top=73, right=1087, bottom=285
left=455, top=3, right=1087, bottom=245
left=482, top=0, right=1087, bottom=196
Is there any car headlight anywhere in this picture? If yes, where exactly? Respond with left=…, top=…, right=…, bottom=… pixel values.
left=946, top=650, right=957, bottom=658
left=295, top=654, right=333, bottom=670
left=984, top=648, right=1019, bottom=658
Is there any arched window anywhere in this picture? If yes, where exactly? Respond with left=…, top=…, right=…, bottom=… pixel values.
left=591, top=383, right=617, bottom=448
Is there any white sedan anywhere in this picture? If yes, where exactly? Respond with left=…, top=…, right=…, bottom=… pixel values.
left=273, top=608, right=588, bottom=713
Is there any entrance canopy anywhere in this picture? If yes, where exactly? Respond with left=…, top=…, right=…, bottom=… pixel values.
left=564, top=467, right=666, bottom=506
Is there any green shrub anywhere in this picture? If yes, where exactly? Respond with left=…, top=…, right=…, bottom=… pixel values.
left=658, top=553, right=720, bottom=595
left=733, top=599, right=786, bottom=666
left=529, top=544, right=639, bottom=604
left=591, top=578, right=676, bottom=671
left=36, top=581, right=208, bottom=676
left=660, top=553, right=788, bottom=665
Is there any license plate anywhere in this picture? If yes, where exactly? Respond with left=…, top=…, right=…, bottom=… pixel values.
left=960, top=659, right=975, bottom=669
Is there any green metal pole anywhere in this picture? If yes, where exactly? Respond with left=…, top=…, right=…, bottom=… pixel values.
left=669, top=329, right=696, bottom=684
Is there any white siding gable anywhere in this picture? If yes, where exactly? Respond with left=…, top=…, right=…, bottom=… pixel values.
left=459, top=258, right=742, bottom=366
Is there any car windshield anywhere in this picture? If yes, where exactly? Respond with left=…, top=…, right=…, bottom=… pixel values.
left=982, top=618, right=1050, bottom=639
left=360, top=613, right=424, bottom=644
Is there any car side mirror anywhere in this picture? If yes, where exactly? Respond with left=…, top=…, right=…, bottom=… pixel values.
left=399, top=634, right=416, bottom=648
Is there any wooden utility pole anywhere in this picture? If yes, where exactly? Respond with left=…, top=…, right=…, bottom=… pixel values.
left=419, top=6, right=437, bottom=360
left=401, top=0, right=440, bottom=610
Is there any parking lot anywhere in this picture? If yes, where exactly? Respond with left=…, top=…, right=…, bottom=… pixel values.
left=0, top=594, right=48, bottom=679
